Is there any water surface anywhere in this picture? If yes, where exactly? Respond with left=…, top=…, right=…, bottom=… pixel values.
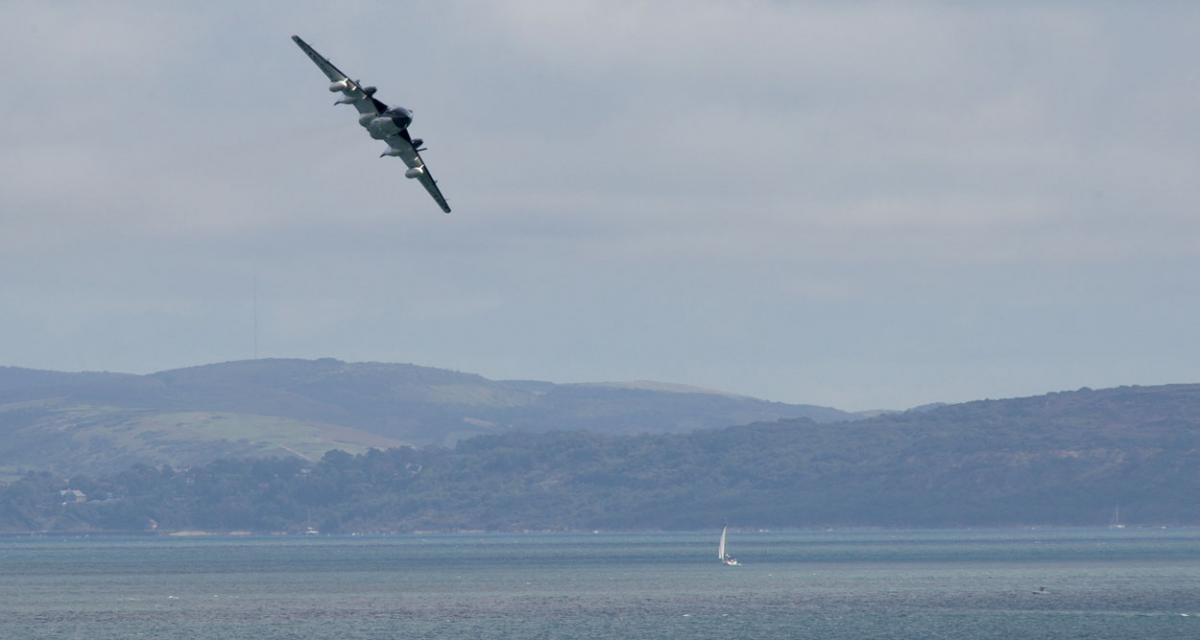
left=2, top=529, right=1198, bottom=639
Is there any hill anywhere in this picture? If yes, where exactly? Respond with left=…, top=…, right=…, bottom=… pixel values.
left=0, top=358, right=848, bottom=478
left=3, top=383, right=1197, bottom=532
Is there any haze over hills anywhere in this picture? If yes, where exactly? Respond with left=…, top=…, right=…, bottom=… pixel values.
left=2, top=382, right=1198, bottom=532
left=0, top=358, right=850, bottom=478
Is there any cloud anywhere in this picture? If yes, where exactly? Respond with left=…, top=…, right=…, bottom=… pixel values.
left=1, top=2, right=1198, bottom=409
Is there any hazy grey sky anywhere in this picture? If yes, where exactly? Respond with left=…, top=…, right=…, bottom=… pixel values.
left=2, top=2, right=1198, bottom=410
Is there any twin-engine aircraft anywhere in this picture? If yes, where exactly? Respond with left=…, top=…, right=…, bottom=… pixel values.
left=292, top=35, right=451, bottom=214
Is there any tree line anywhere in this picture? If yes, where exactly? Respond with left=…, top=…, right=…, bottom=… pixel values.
left=3, top=410, right=1197, bottom=533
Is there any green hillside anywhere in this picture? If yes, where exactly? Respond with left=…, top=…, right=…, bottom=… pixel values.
left=0, top=402, right=402, bottom=480
left=4, top=383, right=1198, bottom=532
left=0, top=359, right=848, bottom=478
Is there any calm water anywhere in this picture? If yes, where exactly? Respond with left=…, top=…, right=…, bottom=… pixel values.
left=2, top=529, right=1198, bottom=639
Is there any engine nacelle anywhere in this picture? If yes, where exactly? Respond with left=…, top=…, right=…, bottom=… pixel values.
left=410, top=138, right=423, bottom=149
left=405, top=166, right=426, bottom=179
left=328, top=79, right=351, bottom=92
left=362, top=86, right=377, bottom=96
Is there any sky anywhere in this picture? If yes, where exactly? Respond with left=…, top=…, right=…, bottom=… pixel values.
left=1, top=2, right=1198, bottom=411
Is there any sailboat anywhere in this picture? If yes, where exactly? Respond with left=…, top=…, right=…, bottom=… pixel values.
left=1109, top=505, right=1125, bottom=529
left=719, top=526, right=740, bottom=566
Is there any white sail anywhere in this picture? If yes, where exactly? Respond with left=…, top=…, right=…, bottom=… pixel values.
left=718, top=526, right=727, bottom=560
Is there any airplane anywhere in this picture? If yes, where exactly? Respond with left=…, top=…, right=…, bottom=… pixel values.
left=292, top=35, right=451, bottom=214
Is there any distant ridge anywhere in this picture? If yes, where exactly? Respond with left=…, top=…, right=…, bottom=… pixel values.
left=3, top=380, right=1198, bottom=532
left=571, top=380, right=749, bottom=397
left=0, top=358, right=849, bottom=478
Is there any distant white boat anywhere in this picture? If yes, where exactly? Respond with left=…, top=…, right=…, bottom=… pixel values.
left=1109, top=505, right=1126, bottom=529
left=718, top=526, right=740, bottom=566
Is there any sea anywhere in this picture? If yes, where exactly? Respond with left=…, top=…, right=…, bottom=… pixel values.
left=1, top=528, right=1198, bottom=639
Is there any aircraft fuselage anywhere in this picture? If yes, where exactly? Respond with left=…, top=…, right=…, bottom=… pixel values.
left=364, top=108, right=413, bottom=140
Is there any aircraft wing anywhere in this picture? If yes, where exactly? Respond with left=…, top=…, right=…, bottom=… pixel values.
left=386, top=130, right=451, bottom=214
left=291, top=35, right=387, bottom=116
